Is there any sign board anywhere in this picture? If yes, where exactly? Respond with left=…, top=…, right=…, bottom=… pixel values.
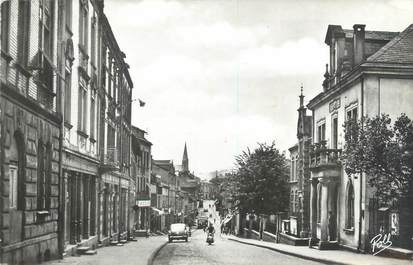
left=137, top=200, right=151, bottom=208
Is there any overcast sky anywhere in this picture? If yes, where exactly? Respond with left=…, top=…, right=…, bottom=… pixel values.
left=104, top=0, right=413, bottom=178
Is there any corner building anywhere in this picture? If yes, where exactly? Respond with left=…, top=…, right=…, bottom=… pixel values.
left=307, top=24, right=413, bottom=252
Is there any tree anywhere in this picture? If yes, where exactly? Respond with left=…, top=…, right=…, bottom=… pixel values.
left=231, top=142, right=289, bottom=215
left=343, top=114, right=413, bottom=205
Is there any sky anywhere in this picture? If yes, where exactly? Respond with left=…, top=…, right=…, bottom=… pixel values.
left=104, top=0, right=413, bottom=178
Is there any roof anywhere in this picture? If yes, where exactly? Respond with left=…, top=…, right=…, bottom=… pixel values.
left=342, top=29, right=399, bottom=41
left=288, top=144, right=298, bottom=151
left=367, top=24, right=413, bottom=64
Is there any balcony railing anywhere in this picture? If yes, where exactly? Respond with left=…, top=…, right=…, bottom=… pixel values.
left=309, top=141, right=342, bottom=170
left=100, top=147, right=120, bottom=173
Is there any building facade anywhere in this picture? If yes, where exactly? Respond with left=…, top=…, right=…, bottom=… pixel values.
left=307, top=24, right=413, bottom=251
left=131, top=126, right=152, bottom=232
left=152, top=160, right=177, bottom=230
left=62, top=0, right=102, bottom=253
left=0, top=0, right=69, bottom=263
left=287, top=89, right=312, bottom=239
left=98, top=12, right=133, bottom=246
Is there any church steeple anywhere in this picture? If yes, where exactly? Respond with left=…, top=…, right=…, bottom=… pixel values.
left=299, top=84, right=304, bottom=108
left=182, top=142, right=189, bottom=172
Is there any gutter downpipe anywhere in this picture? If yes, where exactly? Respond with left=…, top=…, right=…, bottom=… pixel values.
left=57, top=0, right=66, bottom=258
left=357, top=76, right=364, bottom=253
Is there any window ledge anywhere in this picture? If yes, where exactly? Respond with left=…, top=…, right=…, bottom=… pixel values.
left=64, top=121, right=73, bottom=129
left=343, top=228, right=355, bottom=234
left=77, top=130, right=89, bottom=138
left=1, top=49, right=13, bottom=62
left=36, top=210, right=49, bottom=216
left=14, top=62, right=32, bottom=77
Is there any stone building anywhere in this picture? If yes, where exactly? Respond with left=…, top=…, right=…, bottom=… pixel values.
left=307, top=24, right=413, bottom=252
left=0, top=0, right=68, bottom=263
left=285, top=88, right=312, bottom=242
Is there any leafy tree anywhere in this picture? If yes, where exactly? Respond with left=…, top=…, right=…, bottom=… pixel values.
left=343, top=114, right=413, bottom=205
left=231, top=142, right=289, bottom=215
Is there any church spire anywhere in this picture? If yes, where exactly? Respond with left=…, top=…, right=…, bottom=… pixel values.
left=299, top=83, right=304, bottom=108
left=182, top=142, right=189, bottom=172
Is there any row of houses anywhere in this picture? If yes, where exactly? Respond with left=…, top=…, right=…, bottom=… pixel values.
left=0, top=0, right=201, bottom=264
left=284, top=23, right=413, bottom=254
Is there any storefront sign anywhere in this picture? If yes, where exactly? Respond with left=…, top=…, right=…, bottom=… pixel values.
left=137, top=200, right=151, bottom=208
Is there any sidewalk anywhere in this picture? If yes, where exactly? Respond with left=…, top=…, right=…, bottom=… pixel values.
left=43, top=235, right=167, bottom=265
left=226, top=235, right=412, bottom=265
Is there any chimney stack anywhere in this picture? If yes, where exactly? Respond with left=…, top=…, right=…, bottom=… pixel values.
left=353, top=24, right=366, bottom=66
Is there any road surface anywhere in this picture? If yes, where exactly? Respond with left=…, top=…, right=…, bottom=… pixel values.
left=153, top=229, right=323, bottom=265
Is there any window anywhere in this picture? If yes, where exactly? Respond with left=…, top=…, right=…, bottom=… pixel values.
left=90, top=92, right=95, bottom=138
left=17, top=0, right=30, bottom=66
left=332, top=116, right=338, bottom=149
left=65, top=0, right=72, bottom=30
left=37, top=141, right=45, bottom=210
left=317, top=123, right=326, bottom=143
left=78, top=80, right=87, bottom=132
left=79, top=0, right=88, bottom=49
left=9, top=164, right=18, bottom=209
left=295, top=190, right=299, bottom=213
left=346, top=181, right=355, bottom=229
left=90, top=16, right=96, bottom=66
left=45, top=143, right=52, bottom=209
left=39, top=0, right=54, bottom=59
left=346, top=107, right=358, bottom=121
left=1, top=0, right=10, bottom=53
left=290, top=190, right=294, bottom=213
left=317, top=183, right=322, bottom=223
left=64, top=70, right=71, bottom=123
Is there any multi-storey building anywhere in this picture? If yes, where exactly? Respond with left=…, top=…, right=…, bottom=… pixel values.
left=0, top=0, right=68, bottom=263
left=131, top=126, right=152, bottom=232
left=62, top=0, right=102, bottom=252
left=307, top=24, right=413, bottom=251
left=285, top=89, right=312, bottom=242
left=152, top=160, right=177, bottom=229
left=98, top=13, right=133, bottom=245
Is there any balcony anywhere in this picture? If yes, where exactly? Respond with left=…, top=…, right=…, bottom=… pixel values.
left=309, top=141, right=342, bottom=172
left=100, top=147, right=120, bottom=173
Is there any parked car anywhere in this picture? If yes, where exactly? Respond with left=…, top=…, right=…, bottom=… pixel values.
left=168, top=223, right=188, bottom=242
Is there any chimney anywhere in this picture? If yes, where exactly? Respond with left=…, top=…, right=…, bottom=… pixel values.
left=353, top=24, right=366, bottom=66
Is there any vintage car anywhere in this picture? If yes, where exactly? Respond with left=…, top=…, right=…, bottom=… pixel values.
left=168, top=223, right=188, bottom=242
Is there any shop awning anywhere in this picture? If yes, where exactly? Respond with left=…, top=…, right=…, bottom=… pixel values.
left=151, top=207, right=164, bottom=215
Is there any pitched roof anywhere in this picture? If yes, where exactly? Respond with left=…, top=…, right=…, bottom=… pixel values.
left=367, top=24, right=413, bottom=64
left=343, top=29, right=399, bottom=41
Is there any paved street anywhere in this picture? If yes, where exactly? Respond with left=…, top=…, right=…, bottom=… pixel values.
left=153, top=229, right=323, bottom=265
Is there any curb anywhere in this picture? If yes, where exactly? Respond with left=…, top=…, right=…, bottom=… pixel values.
left=146, top=240, right=168, bottom=265
left=227, top=237, right=348, bottom=265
